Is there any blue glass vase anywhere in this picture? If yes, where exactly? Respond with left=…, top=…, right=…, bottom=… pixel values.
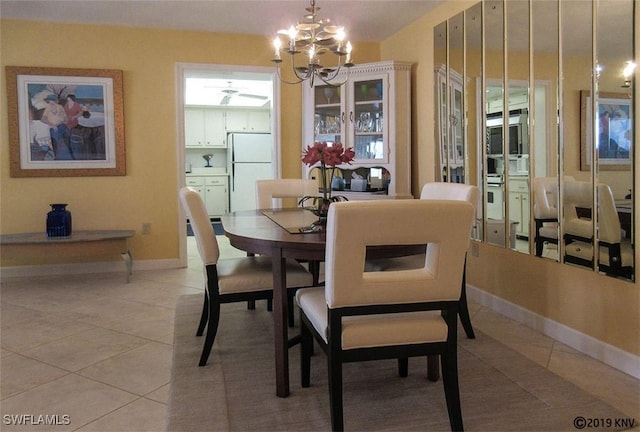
left=46, top=203, right=72, bottom=237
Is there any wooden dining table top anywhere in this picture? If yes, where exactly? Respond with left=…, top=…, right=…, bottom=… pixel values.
left=220, top=208, right=424, bottom=261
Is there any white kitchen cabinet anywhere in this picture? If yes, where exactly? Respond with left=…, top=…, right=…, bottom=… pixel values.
left=185, top=108, right=226, bottom=148
left=225, top=109, right=271, bottom=132
left=186, top=175, right=228, bottom=216
left=302, top=61, right=412, bottom=199
left=508, top=177, right=530, bottom=238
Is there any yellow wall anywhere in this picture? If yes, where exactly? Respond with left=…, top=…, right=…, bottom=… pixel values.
left=381, top=1, right=640, bottom=358
left=0, top=20, right=379, bottom=264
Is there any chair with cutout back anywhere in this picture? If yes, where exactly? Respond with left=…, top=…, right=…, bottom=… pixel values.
left=366, top=182, right=479, bottom=340
left=256, top=178, right=317, bottom=210
left=179, top=187, right=313, bottom=366
left=256, top=178, right=321, bottom=293
left=563, top=182, right=633, bottom=278
left=296, top=199, right=473, bottom=431
left=533, top=176, right=574, bottom=257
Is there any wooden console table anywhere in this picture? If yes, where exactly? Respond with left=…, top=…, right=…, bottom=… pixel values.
left=0, top=230, right=135, bottom=282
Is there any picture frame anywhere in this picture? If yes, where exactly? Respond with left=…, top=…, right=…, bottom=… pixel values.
left=6, top=66, right=125, bottom=177
left=580, top=90, right=632, bottom=171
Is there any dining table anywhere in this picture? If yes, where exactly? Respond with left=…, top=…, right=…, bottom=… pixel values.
left=220, top=208, right=425, bottom=398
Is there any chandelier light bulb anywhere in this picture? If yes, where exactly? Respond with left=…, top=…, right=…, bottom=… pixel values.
left=273, top=37, right=282, bottom=61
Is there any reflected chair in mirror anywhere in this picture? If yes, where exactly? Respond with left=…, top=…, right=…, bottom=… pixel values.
left=179, top=187, right=313, bottom=366
left=564, top=183, right=633, bottom=278
left=563, top=181, right=596, bottom=270
left=255, top=179, right=321, bottom=323
left=296, top=200, right=473, bottom=431
left=533, top=177, right=575, bottom=257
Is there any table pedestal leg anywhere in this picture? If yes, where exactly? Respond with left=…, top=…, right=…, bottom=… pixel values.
left=272, top=249, right=290, bottom=397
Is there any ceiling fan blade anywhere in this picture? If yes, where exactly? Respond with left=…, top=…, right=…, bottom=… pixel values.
left=220, top=95, right=232, bottom=105
left=237, top=93, right=268, bottom=100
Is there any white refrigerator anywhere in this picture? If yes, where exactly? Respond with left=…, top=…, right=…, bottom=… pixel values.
left=228, top=133, right=273, bottom=212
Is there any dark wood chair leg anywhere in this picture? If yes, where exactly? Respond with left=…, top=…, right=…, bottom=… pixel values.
left=328, top=354, right=344, bottom=431
left=196, top=290, right=209, bottom=336
left=441, top=341, right=463, bottom=431
left=310, top=260, right=321, bottom=286
left=247, top=300, right=256, bottom=310
left=459, top=283, right=475, bottom=339
left=459, top=263, right=476, bottom=339
left=427, top=355, right=440, bottom=382
left=398, top=358, right=408, bottom=377
left=199, top=289, right=220, bottom=367
left=288, top=300, right=295, bottom=327
left=301, top=319, right=313, bottom=388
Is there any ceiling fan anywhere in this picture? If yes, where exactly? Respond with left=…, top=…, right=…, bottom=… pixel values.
left=217, top=81, right=269, bottom=105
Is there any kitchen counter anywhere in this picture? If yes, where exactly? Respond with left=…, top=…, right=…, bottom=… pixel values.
left=186, top=168, right=228, bottom=176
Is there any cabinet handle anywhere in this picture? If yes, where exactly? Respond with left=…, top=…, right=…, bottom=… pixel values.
left=341, top=112, right=346, bottom=123
left=349, top=111, right=354, bottom=123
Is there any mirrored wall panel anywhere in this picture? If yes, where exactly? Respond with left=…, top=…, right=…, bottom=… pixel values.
left=434, top=0, right=635, bottom=281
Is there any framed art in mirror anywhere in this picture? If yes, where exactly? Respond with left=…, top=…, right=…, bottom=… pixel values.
left=580, top=91, right=632, bottom=171
left=6, top=66, right=125, bottom=177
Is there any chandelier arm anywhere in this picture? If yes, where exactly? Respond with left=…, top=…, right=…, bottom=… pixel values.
left=315, top=68, right=349, bottom=87
left=274, top=64, right=305, bottom=86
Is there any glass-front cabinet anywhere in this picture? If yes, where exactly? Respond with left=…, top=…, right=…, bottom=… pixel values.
left=303, top=61, right=413, bottom=199
left=436, top=64, right=465, bottom=182
left=312, top=76, right=386, bottom=162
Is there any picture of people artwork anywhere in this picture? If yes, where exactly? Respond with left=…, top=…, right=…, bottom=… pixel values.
left=28, top=83, right=107, bottom=162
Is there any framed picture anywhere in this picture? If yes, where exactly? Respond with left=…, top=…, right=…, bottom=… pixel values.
left=580, top=90, right=632, bottom=171
left=6, top=66, right=125, bottom=177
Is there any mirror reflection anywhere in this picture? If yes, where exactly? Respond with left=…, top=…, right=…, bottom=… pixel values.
left=532, top=0, right=560, bottom=260
left=435, top=0, right=635, bottom=281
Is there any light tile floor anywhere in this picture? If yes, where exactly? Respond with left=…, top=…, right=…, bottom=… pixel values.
left=1, top=236, right=638, bottom=431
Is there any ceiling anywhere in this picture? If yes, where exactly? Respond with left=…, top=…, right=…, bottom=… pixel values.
left=1, top=0, right=444, bottom=106
left=0, top=0, right=444, bottom=42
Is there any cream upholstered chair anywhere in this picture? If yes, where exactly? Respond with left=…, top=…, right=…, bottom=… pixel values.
left=564, top=182, right=633, bottom=278
left=296, top=199, right=474, bottom=431
left=179, top=187, right=313, bottom=366
left=533, top=176, right=575, bottom=257
left=256, top=178, right=317, bottom=210
left=419, top=182, right=479, bottom=340
left=366, top=182, right=479, bottom=340
left=256, top=178, right=321, bottom=293
left=563, top=180, right=595, bottom=268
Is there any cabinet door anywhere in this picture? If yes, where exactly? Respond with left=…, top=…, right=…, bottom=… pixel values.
left=247, top=110, right=271, bottom=132
left=520, top=193, right=530, bottom=237
left=348, top=75, right=387, bottom=163
left=311, top=84, right=344, bottom=147
left=451, top=83, right=464, bottom=164
left=204, top=177, right=228, bottom=216
left=509, top=191, right=522, bottom=233
left=185, top=109, right=206, bottom=147
left=204, top=110, right=226, bottom=147
left=225, top=110, right=247, bottom=131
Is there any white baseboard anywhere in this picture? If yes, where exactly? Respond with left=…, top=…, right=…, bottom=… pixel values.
left=467, top=284, right=640, bottom=379
left=0, top=259, right=183, bottom=281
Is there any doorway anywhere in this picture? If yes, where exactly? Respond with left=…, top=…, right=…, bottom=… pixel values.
left=176, top=63, right=280, bottom=267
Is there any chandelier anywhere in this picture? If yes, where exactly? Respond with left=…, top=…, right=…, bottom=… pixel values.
left=271, top=0, right=354, bottom=87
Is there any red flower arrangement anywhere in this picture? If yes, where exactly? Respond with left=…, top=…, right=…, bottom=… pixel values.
left=298, top=141, right=355, bottom=228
